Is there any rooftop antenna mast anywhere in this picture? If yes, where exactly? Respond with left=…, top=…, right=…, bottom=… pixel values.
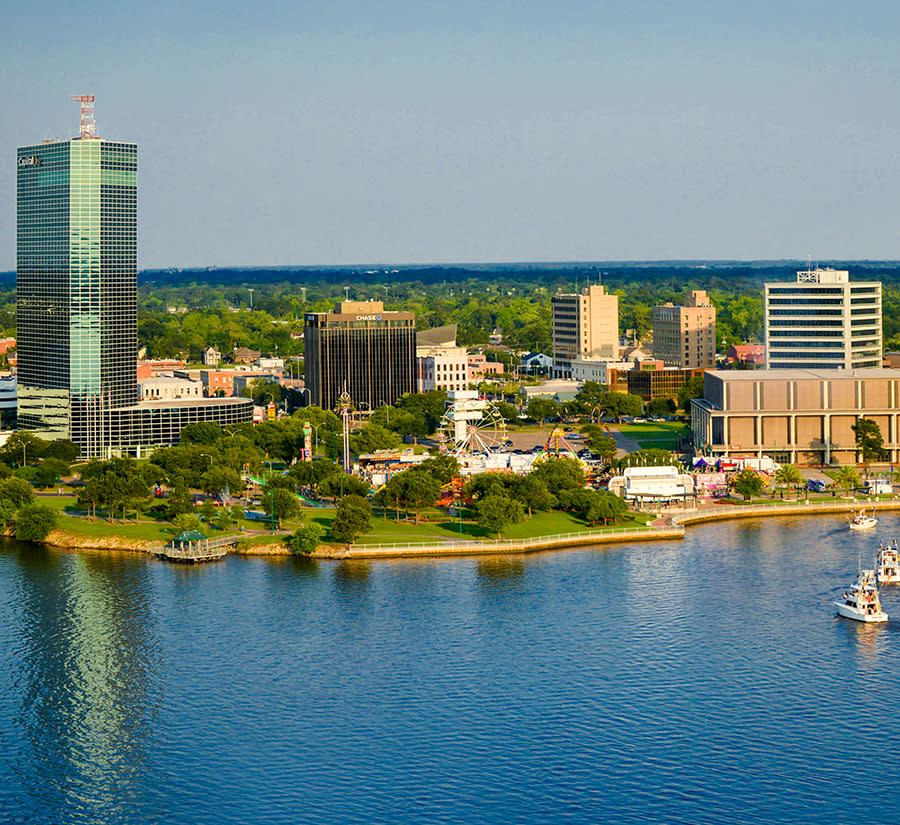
left=70, top=95, right=96, bottom=138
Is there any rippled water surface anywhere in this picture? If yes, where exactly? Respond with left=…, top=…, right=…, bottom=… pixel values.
left=2, top=515, right=900, bottom=824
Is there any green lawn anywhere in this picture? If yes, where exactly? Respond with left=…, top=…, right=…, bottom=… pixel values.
left=305, top=506, right=654, bottom=546
left=617, top=422, right=690, bottom=450
left=54, top=513, right=173, bottom=541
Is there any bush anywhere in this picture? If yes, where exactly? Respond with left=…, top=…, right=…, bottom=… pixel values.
left=0, top=477, right=36, bottom=508
left=15, top=503, right=57, bottom=542
left=288, top=523, right=322, bottom=555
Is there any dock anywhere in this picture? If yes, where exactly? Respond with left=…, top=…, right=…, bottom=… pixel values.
left=152, top=534, right=241, bottom=563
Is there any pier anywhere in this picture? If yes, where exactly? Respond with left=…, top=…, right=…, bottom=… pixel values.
left=152, top=533, right=241, bottom=563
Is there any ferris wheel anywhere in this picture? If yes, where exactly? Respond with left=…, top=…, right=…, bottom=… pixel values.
left=439, top=390, right=507, bottom=455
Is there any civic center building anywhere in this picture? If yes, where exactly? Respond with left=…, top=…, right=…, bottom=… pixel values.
left=16, top=103, right=251, bottom=457
left=691, top=369, right=900, bottom=465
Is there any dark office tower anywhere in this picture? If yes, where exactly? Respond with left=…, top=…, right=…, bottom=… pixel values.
left=17, top=126, right=137, bottom=455
left=304, top=301, right=416, bottom=411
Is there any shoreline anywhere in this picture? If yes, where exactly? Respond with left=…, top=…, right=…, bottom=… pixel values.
left=34, top=497, right=900, bottom=561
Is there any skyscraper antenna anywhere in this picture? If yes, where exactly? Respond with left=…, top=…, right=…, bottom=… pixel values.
left=70, top=95, right=96, bottom=139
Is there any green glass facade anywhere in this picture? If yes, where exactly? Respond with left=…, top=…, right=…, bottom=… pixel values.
left=17, top=137, right=137, bottom=455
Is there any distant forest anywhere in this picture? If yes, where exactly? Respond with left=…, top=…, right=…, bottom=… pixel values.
left=0, top=261, right=899, bottom=361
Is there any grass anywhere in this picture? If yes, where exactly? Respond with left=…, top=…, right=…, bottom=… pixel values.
left=54, top=513, right=173, bottom=541
left=304, top=506, right=656, bottom=546
left=617, top=422, right=690, bottom=450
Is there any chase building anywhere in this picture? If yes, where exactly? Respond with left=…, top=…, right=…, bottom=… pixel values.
left=16, top=107, right=251, bottom=456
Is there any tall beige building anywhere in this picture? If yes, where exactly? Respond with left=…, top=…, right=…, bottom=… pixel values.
left=651, top=290, right=716, bottom=369
left=551, top=284, right=618, bottom=378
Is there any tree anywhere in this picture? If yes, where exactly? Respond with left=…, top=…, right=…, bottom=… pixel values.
left=397, top=390, right=448, bottom=435
left=77, top=476, right=107, bottom=520
left=852, top=418, right=888, bottom=470
left=43, top=439, right=80, bottom=463
left=350, top=424, right=402, bottom=455
left=266, top=488, right=301, bottom=527
left=401, top=471, right=441, bottom=525
left=199, top=500, right=217, bottom=522
left=288, top=523, right=322, bottom=555
left=595, top=391, right=643, bottom=419
left=617, top=448, right=675, bottom=469
left=774, top=464, right=804, bottom=499
left=330, top=495, right=372, bottom=545
left=174, top=512, right=202, bottom=534
left=212, top=507, right=234, bottom=531
left=678, top=375, right=705, bottom=411
left=512, top=475, right=556, bottom=516
left=417, top=454, right=460, bottom=485
left=532, top=458, right=585, bottom=495
left=559, top=488, right=628, bottom=525
left=579, top=425, right=617, bottom=461
left=475, top=492, right=524, bottom=538
left=732, top=469, right=764, bottom=501
left=374, top=474, right=407, bottom=521
left=526, top=398, right=562, bottom=425
left=647, top=398, right=676, bottom=417
left=15, top=503, right=57, bottom=541
left=200, top=465, right=244, bottom=496
left=0, top=477, right=36, bottom=509
left=0, top=432, right=48, bottom=468
left=576, top=381, right=607, bottom=409
left=166, top=477, right=194, bottom=518
left=34, top=458, right=70, bottom=489
left=834, top=465, right=861, bottom=495
left=0, top=499, right=16, bottom=530
left=318, top=472, right=369, bottom=501
left=495, top=401, right=520, bottom=424
left=180, top=421, right=223, bottom=445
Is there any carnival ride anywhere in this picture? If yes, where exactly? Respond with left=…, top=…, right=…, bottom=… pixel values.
left=439, top=391, right=507, bottom=456
left=538, top=426, right=581, bottom=461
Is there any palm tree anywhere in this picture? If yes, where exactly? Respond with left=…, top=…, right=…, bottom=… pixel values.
left=833, top=465, right=861, bottom=496
left=775, top=464, right=804, bottom=499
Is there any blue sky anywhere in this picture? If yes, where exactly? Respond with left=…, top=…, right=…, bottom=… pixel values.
left=2, top=0, right=898, bottom=268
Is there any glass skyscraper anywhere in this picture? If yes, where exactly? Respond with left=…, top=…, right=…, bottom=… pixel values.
left=17, top=120, right=252, bottom=457
left=17, top=136, right=137, bottom=454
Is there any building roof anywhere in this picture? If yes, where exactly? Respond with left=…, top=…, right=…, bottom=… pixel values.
left=173, top=530, right=207, bottom=543
left=706, top=368, right=899, bottom=381
left=128, top=396, right=253, bottom=410
left=416, top=324, right=457, bottom=348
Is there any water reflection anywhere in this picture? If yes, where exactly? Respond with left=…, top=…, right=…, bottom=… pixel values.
left=11, top=544, right=158, bottom=823
left=333, top=560, right=372, bottom=590
left=476, top=557, right=526, bottom=591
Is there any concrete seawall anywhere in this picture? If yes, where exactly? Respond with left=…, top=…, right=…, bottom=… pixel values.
left=314, top=498, right=900, bottom=561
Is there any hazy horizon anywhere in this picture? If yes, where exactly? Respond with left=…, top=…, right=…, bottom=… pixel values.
left=3, top=0, right=899, bottom=269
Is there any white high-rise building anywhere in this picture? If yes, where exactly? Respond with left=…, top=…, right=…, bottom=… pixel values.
left=764, top=268, right=882, bottom=370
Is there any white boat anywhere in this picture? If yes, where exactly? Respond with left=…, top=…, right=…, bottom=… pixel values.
left=877, top=541, right=900, bottom=584
left=848, top=509, right=878, bottom=531
left=834, top=568, right=888, bottom=623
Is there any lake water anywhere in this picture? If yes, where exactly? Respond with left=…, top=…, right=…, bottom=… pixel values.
left=2, top=515, right=899, bottom=824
